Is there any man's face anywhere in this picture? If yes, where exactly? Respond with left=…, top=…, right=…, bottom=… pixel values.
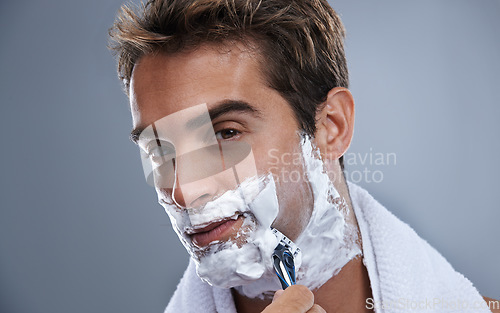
left=129, top=43, right=314, bottom=256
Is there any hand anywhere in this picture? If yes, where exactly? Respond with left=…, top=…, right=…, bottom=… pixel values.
left=262, top=285, right=326, bottom=313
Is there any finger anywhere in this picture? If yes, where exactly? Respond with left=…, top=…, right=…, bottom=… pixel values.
left=272, top=290, right=284, bottom=302
left=307, top=304, right=326, bottom=313
left=262, top=285, right=314, bottom=313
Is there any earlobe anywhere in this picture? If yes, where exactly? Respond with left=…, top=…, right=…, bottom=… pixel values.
left=316, top=87, right=355, bottom=161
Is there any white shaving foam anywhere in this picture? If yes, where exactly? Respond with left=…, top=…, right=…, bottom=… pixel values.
left=160, top=135, right=361, bottom=298
left=294, top=136, right=362, bottom=290
left=235, top=136, right=361, bottom=298
left=161, top=175, right=281, bottom=290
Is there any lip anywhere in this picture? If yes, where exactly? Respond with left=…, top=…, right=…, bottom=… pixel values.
left=189, top=216, right=244, bottom=247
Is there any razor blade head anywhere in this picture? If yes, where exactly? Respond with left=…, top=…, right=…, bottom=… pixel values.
left=271, top=228, right=301, bottom=289
left=271, top=228, right=301, bottom=259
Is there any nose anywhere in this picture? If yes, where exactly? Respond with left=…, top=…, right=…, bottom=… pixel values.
left=157, top=141, right=245, bottom=209
left=169, top=154, right=221, bottom=209
left=170, top=177, right=218, bottom=208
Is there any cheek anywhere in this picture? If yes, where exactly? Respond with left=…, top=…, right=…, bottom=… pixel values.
left=251, top=129, right=300, bottom=174
left=273, top=160, right=314, bottom=241
left=251, top=140, right=314, bottom=241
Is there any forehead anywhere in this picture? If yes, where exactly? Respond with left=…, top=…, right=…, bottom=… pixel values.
left=129, top=43, right=270, bottom=128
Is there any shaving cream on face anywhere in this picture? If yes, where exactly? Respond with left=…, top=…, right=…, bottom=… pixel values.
left=159, top=135, right=361, bottom=298
left=294, top=136, right=362, bottom=290
left=160, top=175, right=281, bottom=290
left=235, top=135, right=362, bottom=298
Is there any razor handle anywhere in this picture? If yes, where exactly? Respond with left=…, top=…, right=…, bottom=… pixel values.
left=272, top=243, right=296, bottom=289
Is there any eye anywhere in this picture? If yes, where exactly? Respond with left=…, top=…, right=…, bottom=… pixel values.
left=148, top=143, right=175, bottom=160
left=215, top=128, right=241, bottom=140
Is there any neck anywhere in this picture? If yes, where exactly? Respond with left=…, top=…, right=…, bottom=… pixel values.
left=233, top=171, right=373, bottom=313
left=232, top=256, right=373, bottom=313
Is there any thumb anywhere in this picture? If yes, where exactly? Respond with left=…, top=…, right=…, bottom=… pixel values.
left=272, top=290, right=284, bottom=303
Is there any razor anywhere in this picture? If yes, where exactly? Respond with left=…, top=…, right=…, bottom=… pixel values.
left=271, top=228, right=301, bottom=289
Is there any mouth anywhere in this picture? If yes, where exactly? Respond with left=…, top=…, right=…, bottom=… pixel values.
left=187, top=215, right=245, bottom=247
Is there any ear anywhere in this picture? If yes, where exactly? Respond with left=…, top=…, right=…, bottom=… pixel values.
left=315, top=87, right=355, bottom=160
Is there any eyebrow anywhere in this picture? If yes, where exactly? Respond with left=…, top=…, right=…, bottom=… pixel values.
left=130, top=100, right=261, bottom=144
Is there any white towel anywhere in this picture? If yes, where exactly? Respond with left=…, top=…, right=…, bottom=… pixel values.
left=164, top=258, right=236, bottom=313
left=165, top=183, right=491, bottom=313
left=349, top=182, right=491, bottom=313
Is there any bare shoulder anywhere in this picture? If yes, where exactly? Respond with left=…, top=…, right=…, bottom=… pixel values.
left=483, top=296, right=500, bottom=313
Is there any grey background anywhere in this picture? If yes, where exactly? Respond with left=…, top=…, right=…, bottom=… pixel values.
left=0, top=0, right=498, bottom=312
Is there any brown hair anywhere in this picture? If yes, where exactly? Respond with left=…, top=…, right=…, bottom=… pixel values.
left=109, top=0, right=348, bottom=164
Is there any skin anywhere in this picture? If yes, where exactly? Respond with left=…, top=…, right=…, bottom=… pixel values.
left=130, top=43, right=315, bottom=242
left=129, top=42, right=500, bottom=313
left=129, top=42, right=372, bottom=312
left=485, top=297, right=500, bottom=313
